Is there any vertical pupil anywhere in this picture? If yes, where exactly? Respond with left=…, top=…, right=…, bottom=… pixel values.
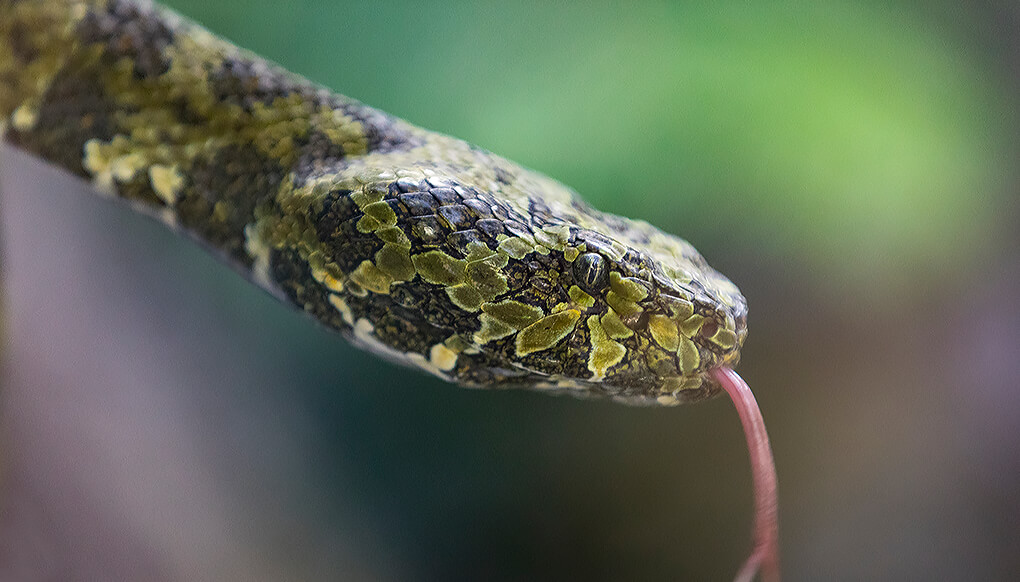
left=575, top=253, right=607, bottom=293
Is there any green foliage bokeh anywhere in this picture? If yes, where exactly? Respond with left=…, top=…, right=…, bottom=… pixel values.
left=165, top=0, right=1011, bottom=298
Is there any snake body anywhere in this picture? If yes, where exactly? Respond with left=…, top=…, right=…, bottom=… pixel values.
left=1, top=0, right=747, bottom=405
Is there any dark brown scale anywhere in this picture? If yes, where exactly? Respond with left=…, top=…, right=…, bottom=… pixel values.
left=407, top=216, right=446, bottom=246
left=462, top=198, right=493, bottom=218
left=270, top=247, right=334, bottom=321
left=573, top=229, right=617, bottom=256
left=503, top=221, right=532, bottom=240
left=314, top=194, right=385, bottom=272
left=473, top=218, right=506, bottom=241
left=526, top=197, right=557, bottom=227
left=338, top=101, right=417, bottom=154
left=517, top=343, right=575, bottom=376
left=79, top=0, right=175, bottom=78
left=398, top=192, right=440, bottom=216
left=293, top=131, right=349, bottom=178
left=561, top=327, right=596, bottom=379
left=187, top=143, right=286, bottom=261
left=449, top=349, right=534, bottom=386
left=436, top=204, right=474, bottom=230
left=452, top=185, right=475, bottom=201
left=369, top=306, right=452, bottom=355
left=209, top=58, right=302, bottom=111
left=314, top=190, right=355, bottom=236
left=489, top=204, right=511, bottom=221
left=529, top=276, right=556, bottom=297
left=393, top=177, right=423, bottom=193
left=393, top=281, right=482, bottom=333
left=429, top=186, right=460, bottom=205
left=446, top=230, right=487, bottom=257
left=7, top=66, right=117, bottom=175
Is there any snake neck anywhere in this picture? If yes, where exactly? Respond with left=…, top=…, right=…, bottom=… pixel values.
left=2, top=0, right=419, bottom=278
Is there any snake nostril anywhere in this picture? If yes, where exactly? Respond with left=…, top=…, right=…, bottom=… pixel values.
left=700, top=319, right=718, bottom=339
left=623, top=310, right=649, bottom=331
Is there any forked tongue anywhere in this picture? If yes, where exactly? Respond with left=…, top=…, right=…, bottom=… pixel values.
left=710, top=366, right=780, bottom=582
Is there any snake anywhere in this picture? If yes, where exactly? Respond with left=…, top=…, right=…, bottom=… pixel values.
left=1, top=1, right=776, bottom=579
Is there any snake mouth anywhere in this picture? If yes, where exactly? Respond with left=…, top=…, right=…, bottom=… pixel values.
left=718, top=348, right=742, bottom=370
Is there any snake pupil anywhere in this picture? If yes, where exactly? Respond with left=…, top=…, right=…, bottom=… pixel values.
left=573, top=253, right=609, bottom=294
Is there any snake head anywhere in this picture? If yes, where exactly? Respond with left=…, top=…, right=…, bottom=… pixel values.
left=263, top=137, right=747, bottom=406
left=507, top=220, right=749, bottom=406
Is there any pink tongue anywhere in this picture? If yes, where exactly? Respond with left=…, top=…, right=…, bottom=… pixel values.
left=710, top=367, right=780, bottom=582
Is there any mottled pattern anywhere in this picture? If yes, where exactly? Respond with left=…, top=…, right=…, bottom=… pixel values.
left=1, top=0, right=747, bottom=405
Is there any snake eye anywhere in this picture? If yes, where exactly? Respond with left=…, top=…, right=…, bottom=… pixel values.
left=573, top=253, right=609, bottom=294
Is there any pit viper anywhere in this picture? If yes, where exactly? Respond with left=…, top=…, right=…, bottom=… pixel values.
left=2, top=2, right=781, bottom=579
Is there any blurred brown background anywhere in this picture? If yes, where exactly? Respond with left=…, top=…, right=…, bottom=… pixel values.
left=1, top=1, right=1018, bottom=580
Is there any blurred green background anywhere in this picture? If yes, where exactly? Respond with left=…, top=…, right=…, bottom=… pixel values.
left=1, top=1, right=1017, bottom=580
